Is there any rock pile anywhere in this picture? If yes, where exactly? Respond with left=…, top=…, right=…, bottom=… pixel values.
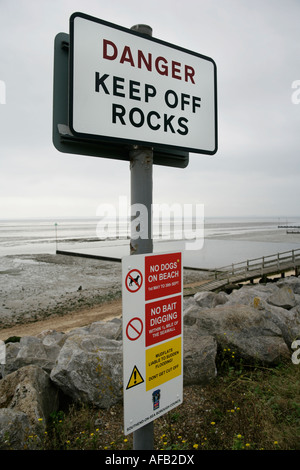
left=1, top=276, right=300, bottom=449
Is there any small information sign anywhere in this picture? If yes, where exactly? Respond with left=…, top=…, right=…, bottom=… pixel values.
left=145, top=294, right=182, bottom=347
left=122, top=252, right=183, bottom=435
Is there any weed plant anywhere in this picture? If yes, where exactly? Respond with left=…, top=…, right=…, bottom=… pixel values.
left=23, top=352, right=300, bottom=451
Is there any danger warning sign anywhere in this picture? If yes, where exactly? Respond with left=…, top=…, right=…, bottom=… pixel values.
left=145, top=337, right=181, bottom=391
left=69, top=13, right=217, bottom=155
left=126, top=365, right=144, bottom=390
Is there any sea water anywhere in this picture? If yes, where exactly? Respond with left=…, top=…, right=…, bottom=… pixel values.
left=0, top=216, right=300, bottom=270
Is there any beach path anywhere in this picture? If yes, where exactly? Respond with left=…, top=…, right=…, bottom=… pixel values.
left=0, top=299, right=122, bottom=340
left=0, top=279, right=210, bottom=341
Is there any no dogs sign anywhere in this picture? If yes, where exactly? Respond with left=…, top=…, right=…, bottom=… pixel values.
left=69, top=13, right=217, bottom=155
left=125, top=269, right=143, bottom=293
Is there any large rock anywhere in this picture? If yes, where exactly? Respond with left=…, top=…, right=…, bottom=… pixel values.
left=0, top=365, right=59, bottom=449
left=258, top=300, right=300, bottom=350
left=222, top=282, right=300, bottom=348
left=276, top=276, right=300, bottom=295
left=50, top=333, right=123, bottom=408
left=183, top=326, right=217, bottom=385
left=184, top=303, right=290, bottom=364
left=68, top=319, right=122, bottom=341
left=225, top=283, right=277, bottom=307
left=0, top=409, right=31, bottom=450
left=5, top=321, right=122, bottom=376
left=194, top=291, right=228, bottom=308
left=267, top=285, right=296, bottom=310
left=5, top=334, right=63, bottom=375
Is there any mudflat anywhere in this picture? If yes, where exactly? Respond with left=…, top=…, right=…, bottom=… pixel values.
left=0, top=253, right=207, bottom=340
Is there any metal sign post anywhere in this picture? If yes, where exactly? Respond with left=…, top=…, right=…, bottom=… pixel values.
left=130, top=24, right=154, bottom=452
left=0, top=340, right=6, bottom=379
left=53, top=12, right=218, bottom=453
left=130, top=147, right=154, bottom=450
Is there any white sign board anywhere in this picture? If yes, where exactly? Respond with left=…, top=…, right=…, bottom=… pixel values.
left=122, top=252, right=183, bottom=435
left=69, top=13, right=217, bottom=155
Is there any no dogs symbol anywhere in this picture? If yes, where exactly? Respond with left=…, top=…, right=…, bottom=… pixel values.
left=125, top=269, right=143, bottom=293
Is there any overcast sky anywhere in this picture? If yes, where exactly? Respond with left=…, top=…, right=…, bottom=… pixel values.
left=0, top=0, right=299, bottom=219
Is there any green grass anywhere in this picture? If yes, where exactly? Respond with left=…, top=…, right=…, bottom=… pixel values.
left=19, top=354, right=299, bottom=451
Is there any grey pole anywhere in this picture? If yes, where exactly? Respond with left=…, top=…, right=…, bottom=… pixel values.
left=130, top=147, right=154, bottom=452
left=0, top=340, right=5, bottom=379
left=54, top=222, right=58, bottom=252
left=130, top=146, right=153, bottom=256
left=130, top=24, right=154, bottom=451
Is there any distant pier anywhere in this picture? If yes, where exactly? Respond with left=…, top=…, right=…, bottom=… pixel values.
left=278, top=224, right=300, bottom=235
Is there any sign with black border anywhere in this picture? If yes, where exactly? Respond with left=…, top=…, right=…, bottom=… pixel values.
left=69, top=12, right=217, bottom=155
left=52, top=32, right=189, bottom=168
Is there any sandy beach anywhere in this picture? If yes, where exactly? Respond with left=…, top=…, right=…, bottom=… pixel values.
left=0, top=252, right=208, bottom=340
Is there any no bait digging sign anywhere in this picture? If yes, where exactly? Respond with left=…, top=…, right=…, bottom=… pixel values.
left=69, top=12, right=217, bottom=155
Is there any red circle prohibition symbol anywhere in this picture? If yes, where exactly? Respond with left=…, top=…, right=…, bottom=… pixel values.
left=125, top=269, right=143, bottom=293
left=126, top=317, right=143, bottom=341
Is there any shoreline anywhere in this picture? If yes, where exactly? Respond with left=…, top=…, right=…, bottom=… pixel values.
left=0, top=298, right=123, bottom=340
left=1, top=231, right=299, bottom=341
left=0, top=278, right=210, bottom=341
left=0, top=253, right=209, bottom=340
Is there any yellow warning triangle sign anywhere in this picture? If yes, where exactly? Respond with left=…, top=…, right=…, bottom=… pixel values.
left=126, top=365, right=144, bottom=390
